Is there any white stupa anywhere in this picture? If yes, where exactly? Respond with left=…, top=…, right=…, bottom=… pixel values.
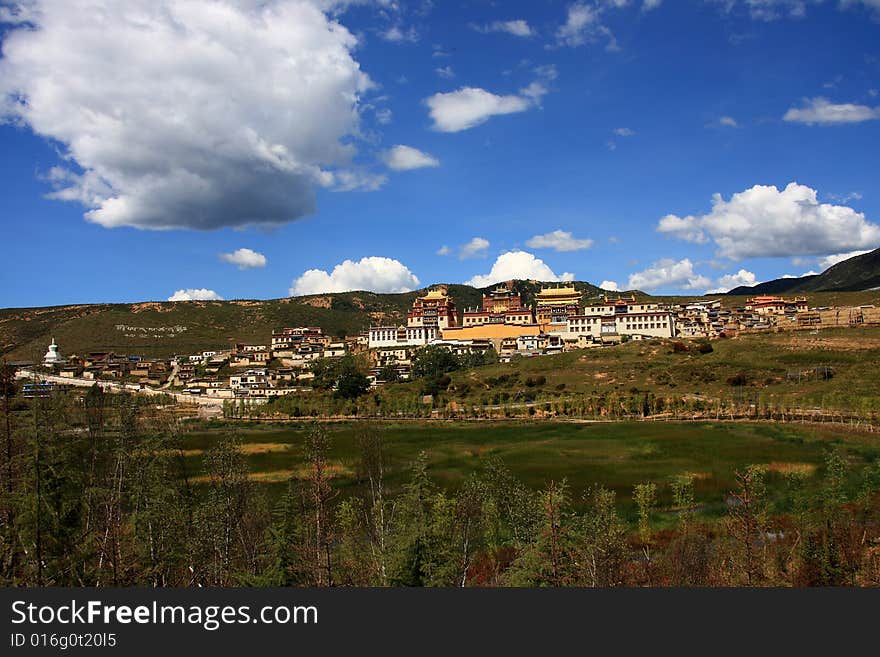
left=43, top=337, right=61, bottom=366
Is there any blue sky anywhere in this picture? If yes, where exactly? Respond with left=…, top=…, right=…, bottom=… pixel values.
left=1, top=0, right=879, bottom=307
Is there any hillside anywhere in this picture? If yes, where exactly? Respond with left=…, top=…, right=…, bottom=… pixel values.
left=728, top=247, right=880, bottom=295
left=0, top=280, right=604, bottom=360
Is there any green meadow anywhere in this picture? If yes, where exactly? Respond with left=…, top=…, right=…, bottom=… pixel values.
left=181, top=419, right=879, bottom=517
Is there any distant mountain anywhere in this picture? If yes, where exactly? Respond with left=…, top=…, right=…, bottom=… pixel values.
left=726, top=247, right=880, bottom=295
left=726, top=275, right=820, bottom=296
left=0, top=280, right=606, bottom=360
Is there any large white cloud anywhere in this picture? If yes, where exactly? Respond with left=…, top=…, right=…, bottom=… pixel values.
left=382, top=145, right=440, bottom=171
left=168, top=288, right=224, bottom=302
left=290, top=256, right=420, bottom=295
left=600, top=280, right=620, bottom=291
left=425, top=87, right=534, bottom=132
left=526, top=230, right=594, bottom=252
left=628, top=259, right=711, bottom=292
left=705, top=269, right=761, bottom=294
left=783, top=97, right=880, bottom=125
left=466, top=251, right=574, bottom=287
left=657, top=182, right=880, bottom=260
left=220, top=248, right=267, bottom=270
left=0, top=0, right=374, bottom=230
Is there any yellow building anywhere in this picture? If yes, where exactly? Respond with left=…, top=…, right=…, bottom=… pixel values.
left=534, top=285, right=581, bottom=325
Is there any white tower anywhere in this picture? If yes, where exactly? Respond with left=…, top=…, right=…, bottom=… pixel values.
left=44, top=337, right=61, bottom=366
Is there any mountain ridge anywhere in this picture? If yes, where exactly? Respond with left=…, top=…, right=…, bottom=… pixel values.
left=726, top=247, right=880, bottom=296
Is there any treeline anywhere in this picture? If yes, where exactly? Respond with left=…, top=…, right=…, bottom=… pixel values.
left=227, top=383, right=880, bottom=431
left=1, top=382, right=879, bottom=586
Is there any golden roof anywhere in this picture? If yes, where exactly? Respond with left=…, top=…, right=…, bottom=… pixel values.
left=535, top=285, right=579, bottom=300
left=421, top=287, right=450, bottom=300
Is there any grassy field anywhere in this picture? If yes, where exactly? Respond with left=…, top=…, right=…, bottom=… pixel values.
left=182, top=419, right=879, bottom=519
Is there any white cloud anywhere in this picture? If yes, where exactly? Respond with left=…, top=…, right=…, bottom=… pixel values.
left=556, top=2, right=601, bottom=47
left=436, top=245, right=451, bottom=256
left=519, top=82, right=550, bottom=103
left=381, top=25, right=419, bottom=43
left=818, top=250, right=872, bottom=270
left=534, top=64, right=559, bottom=80
left=290, top=256, right=420, bottom=295
left=374, top=108, right=393, bottom=125
left=783, top=97, right=880, bottom=125
left=710, top=1, right=880, bottom=21
left=705, top=269, right=761, bottom=294
left=435, top=66, right=455, bottom=79
left=220, top=248, right=268, bottom=270
left=425, top=87, right=535, bottom=132
left=472, top=20, right=535, bottom=37
left=382, top=145, right=440, bottom=171
left=826, top=191, right=863, bottom=203
left=657, top=182, right=880, bottom=260
left=613, top=127, right=635, bottom=137
left=719, top=116, right=739, bottom=127
left=600, top=280, right=620, bottom=291
left=459, top=237, right=491, bottom=260
left=555, top=2, right=619, bottom=50
left=628, top=259, right=711, bottom=292
left=526, top=230, right=594, bottom=252
left=168, top=288, right=224, bottom=302
left=466, top=251, right=574, bottom=287
left=0, top=0, right=375, bottom=231
left=330, top=169, right=387, bottom=192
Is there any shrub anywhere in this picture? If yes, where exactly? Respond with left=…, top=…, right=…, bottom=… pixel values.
left=726, top=373, right=749, bottom=387
left=672, top=341, right=689, bottom=353
left=697, top=341, right=714, bottom=354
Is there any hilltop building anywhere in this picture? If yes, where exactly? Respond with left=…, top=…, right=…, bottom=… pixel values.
left=745, top=296, right=809, bottom=315
left=462, top=285, right=534, bottom=326
left=271, top=327, right=326, bottom=350
left=566, top=295, right=675, bottom=341
left=407, top=286, right=458, bottom=333
left=368, top=287, right=459, bottom=348
left=534, top=285, right=581, bottom=325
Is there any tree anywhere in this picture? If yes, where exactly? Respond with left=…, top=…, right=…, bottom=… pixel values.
left=505, top=480, right=578, bottom=586
left=579, top=485, right=628, bottom=587
left=411, top=345, right=461, bottom=380
left=310, top=356, right=370, bottom=400
left=301, top=425, right=336, bottom=586
left=389, top=453, right=436, bottom=586
left=335, top=366, right=370, bottom=400
left=725, top=466, right=768, bottom=585
left=193, top=433, right=267, bottom=585
left=633, top=482, right=657, bottom=575
left=378, top=364, right=400, bottom=384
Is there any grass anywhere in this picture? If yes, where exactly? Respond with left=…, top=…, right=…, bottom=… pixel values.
left=181, top=419, right=878, bottom=518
